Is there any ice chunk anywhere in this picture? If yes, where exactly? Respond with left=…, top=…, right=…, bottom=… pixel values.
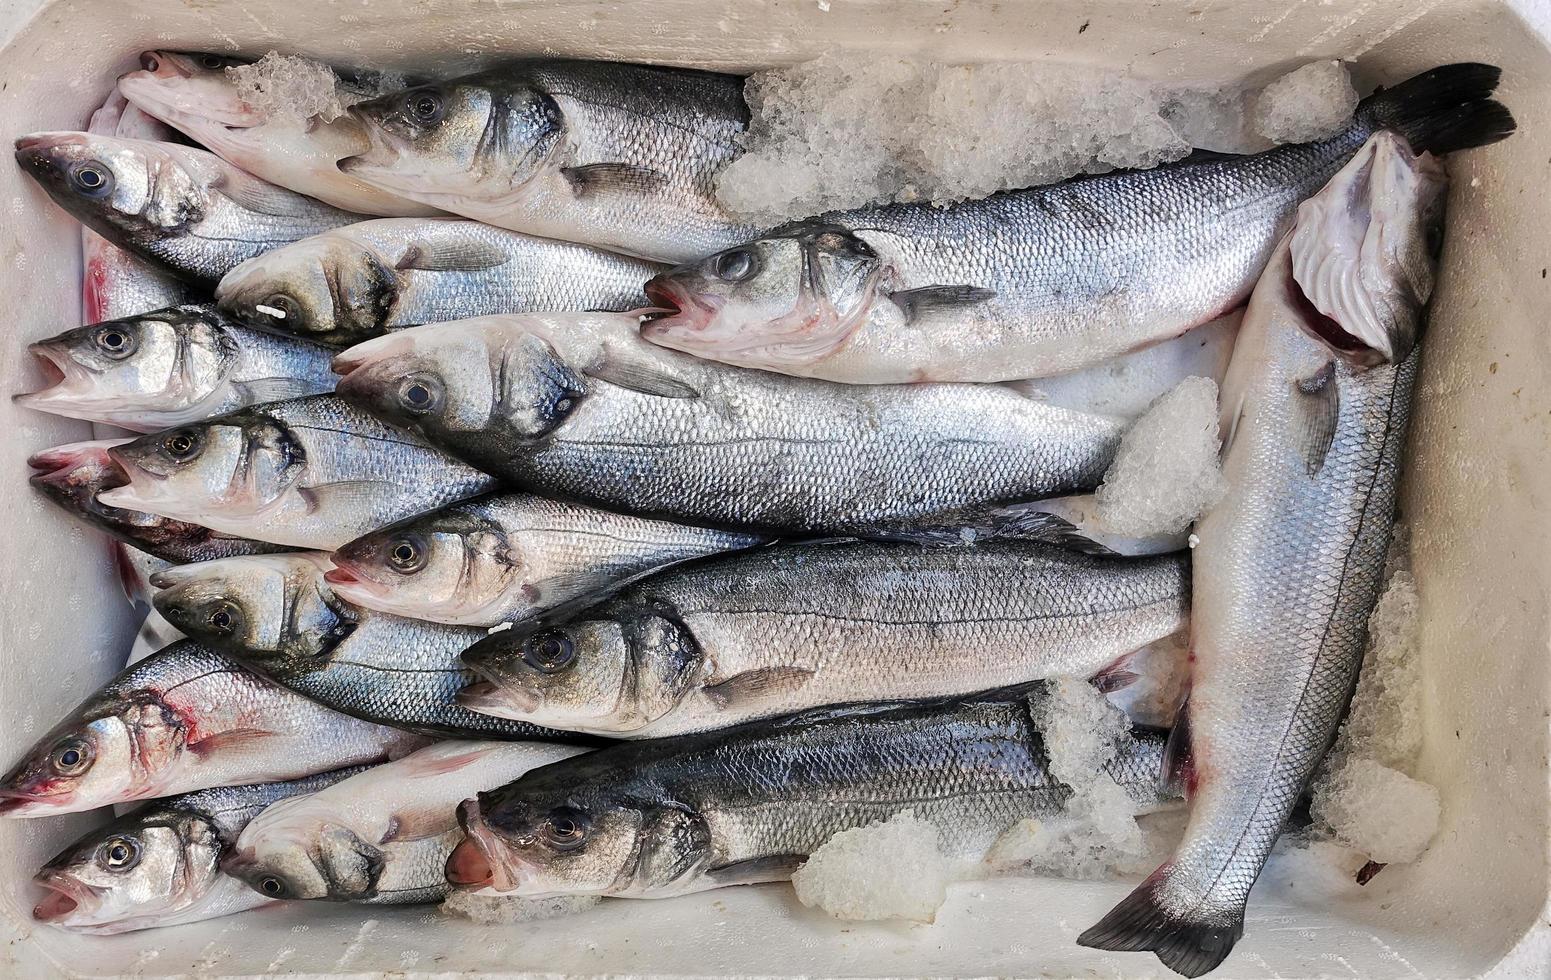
left=1329, top=569, right=1424, bottom=771
left=1310, top=758, right=1441, bottom=864
left=791, top=811, right=958, bottom=922
left=440, top=890, right=600, bottom=924
left=1252, top=61, right=1359, bottom=144
left=1094, top=376, right=1228, bottom=537
left=227, top=52, right=351, bottom=124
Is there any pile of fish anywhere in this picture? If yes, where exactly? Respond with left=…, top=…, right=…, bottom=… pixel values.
left=5, top=49, right=1512, bottom=977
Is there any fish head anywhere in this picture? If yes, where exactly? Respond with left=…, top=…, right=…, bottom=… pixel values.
left=15, top=131, right=212, bottom=247
left=117, top=52, right=266, bottom=137
left=33, top=807, right=222, bottom=933
left=151, top=553, right=343, bottom=657
left=0, top=698, right=186, bottom=817
left=223, top=797, right=384, bottom=901
left=15, top=307, right=237, bottom=425
left=642, top=225, right=884, bottom=370
left=1287, top=130, right=1448, bottom=367
left=217, top=235, right=398, bottom=347
left=28, top=439, right=136, bottom=524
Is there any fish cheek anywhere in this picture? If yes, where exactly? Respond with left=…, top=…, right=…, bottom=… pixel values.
left=317, top=826, right=386, bottom=899
left=493, top=333, right=586, bottom=442
left=634, top=805, right=712, bottom=894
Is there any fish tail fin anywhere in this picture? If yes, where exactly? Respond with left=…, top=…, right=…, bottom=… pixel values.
left=1077, top=863, right=1243, bottom=978
left=1358, top=63, right=1515, bottom=155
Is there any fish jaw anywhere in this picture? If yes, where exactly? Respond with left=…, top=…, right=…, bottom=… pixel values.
left=448, top=797, right=521, bottom=892
left=98, top=447, right=183, bottom=519
left=12, top=341, right=79, bottom=413
left=119, top=53, right=266, bottom=131
left=31, top=872, right=103, bottom=926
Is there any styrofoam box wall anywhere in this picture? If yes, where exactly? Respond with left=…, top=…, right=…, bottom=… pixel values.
left=1, top=0, right=1548, bottom=976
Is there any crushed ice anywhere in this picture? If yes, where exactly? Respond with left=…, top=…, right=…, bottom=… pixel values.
left=792, top=811, right=961, bottom=922
left=1094, top=376, right=1228, bottom=537
left=1253, top=60, right=1359, bottom=145
left=440, top=890, right=600, bottom=924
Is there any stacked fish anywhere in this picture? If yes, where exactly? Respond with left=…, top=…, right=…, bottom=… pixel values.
left=5, top=50, right=1512, bottom=978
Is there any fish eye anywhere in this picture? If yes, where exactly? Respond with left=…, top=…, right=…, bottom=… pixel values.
left=543, top=810, right=588, bottom=850
left=523, top=630, right=576, bottom=674
left=386, top=535, right=426, bottom=573
left=200, top=54, right=226, bottom=70
left=403, top=89, right=445, bottom=126
left=162, top=429, right=202, bottom=460
left=257, top=293, right=301, bottom=323
left=714, top=249, right=756, bottom=282
left=99, top=836, right=141, bottom=871
left=206, top=601, right=241, bottom=635
left=68, top=162, right=115, bottom=198
left=93, top=324, right=138, bottom=359
left=258, top=876, right=286, bottom=896
left=50, top=738, right=92, bottom=776
left=397, top=375, right=442, bottom=415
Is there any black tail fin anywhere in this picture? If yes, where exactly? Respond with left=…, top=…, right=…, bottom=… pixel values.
left=1358, top=63, right=1515, bottom=155
left=1077, top=865, right=1243, bottom=978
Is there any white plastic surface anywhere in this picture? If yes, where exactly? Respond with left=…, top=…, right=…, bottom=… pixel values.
left=1, top=0, right=1548, bottom=976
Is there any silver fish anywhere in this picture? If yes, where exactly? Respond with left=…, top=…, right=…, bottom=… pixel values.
left=641, top=63, right=1510, bottom=383
left=459, top=539, right=1188, bottom=737
left=31, top=766, right=364, bottom=934
left=223, top=740, right=586, bottom=904
left=339, top=61, right=763, bottom=262
left=216, top=217, right=661, bottom=347
left=97, top=394, right=499, bottom=550
left=327, top=493, right=766, bottom=628
left=447, top=686, right=1169, bottom=899
left=15, top=304, right=336, bottom=431
left=1077, top=132, right=1445, bottom=977
left=149, top=553, right=576, bottom=741
left=119, top=50, right=442, bottom=217
left=332, top=313, right=1123, bottom=537
left=15, top=131, right=364, bottom=285
left=0, top=639, right=426, bottom=817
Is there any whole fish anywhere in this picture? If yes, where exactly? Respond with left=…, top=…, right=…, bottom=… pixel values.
left=15, top=304, right=336, bottom=431
left=447, top=686, right=1169, bottom=898
left=641, top=63, right=1510, bottom=383
left=216, top=218, right=662, bottom=347
left=27, top=440, right=286, bottom=563
left=120, top=50, right=442, bottom=217
left=150, top=553, right=576, bottom=741
left=333, top=313, right=1123, bottom=537
left=340, top=61, right=764, bottom=262
left=327, top=493, right=766, bottom=627
left=1078, top=132, right=1444, bottom=977
left=96, top=394, right=499, bottom=550
left=14, top=131, right=363, bottom=285
left=459, top=539, right=1188, bottom=737
left=0, top=639, right=426, bottom=817
left=32, top=767, right=364, bottom=934
left=222, top=740, right=586, bottom=904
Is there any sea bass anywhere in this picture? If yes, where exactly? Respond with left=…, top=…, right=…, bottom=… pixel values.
left=120, top=50, right=442, bottom=217
left=15, top=131, right=363, bottom=285
left=447, top=686, right=1168, bottom=899
left=150, top=553, right=575, bottom=741
left=340, top=61, right=764, bottom=262
left=333, top=313, right=1123, bottom=537
left=458, top=539, right=1188, bottom=737
left=15, top=304, right=336, bottom=431
left=1078, top=132, right=1445, bottom=977
left=0, top=639, right=426, bottom=817
left=223, top=740, right=587, bottom=904
left=642, top=63, right=1510, bottom=383
left=327, top=493, right=766, bottom=627
left=216, top=218, right=662, bottom=347
left=97, top=394, right=499, bottom=549
left=32, top=767, right=364, bottom=934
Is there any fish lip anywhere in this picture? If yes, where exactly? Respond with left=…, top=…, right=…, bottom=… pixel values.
left=137, top=50, right=196, bottom=80
left=639, top=278, right=685, bottom=324
left=13, top=343, right=74, bottom=406
left=0, top=789, right=54, bottom=818
left=455, top=679, right=536, bottom=717
left=321, top=565, right=361, bottom=587
left=31, top=873, right=100, bottom=922
left=638, top=278, right=717, bottom=340
left=449, top=799, right=517, bottom=891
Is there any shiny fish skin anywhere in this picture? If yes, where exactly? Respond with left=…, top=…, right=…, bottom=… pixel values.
left=1078, top=133, right=1445, bottom=977
left=16, top=304, right=337, bottom=431
left=333, top=313, right=1123, bottom=537
left=643, top=63, right=1512, bottom=383
left=98, top=394, right=499, bottom=550
left=222, top=740, right=586, bottom=904
left=216, top=217, right=662, bottom=347
left=460, top=539, right=1189, bottom=737
left=15, top=131, right=364, bottom=285
left=328, top=492, right=767, bottom=627
left=0, top=639, right=426, bottom=817
left=340, top=61, right=763, bottom=262
left=452, top=687, right=1169, bottom=899
left=32, top=767, right=364, bottom=934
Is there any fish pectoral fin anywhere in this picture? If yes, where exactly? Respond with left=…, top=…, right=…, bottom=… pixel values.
left=702, top=666, right=815, bottom=710
left=379, top=806, right=455, bottom=844
left=585, top=346, right=701, bottom=399
left=215, top=167, right=323, bottom=218
left=1292, top=361, right=1340, bottom=476
left=1091, top=652, right=1141, bottom=694
left=706, top=854, right=807, bottom=887
left=186, top=727, right=276, bottom=758
left=394, top=240, right=509, bottom=274
left=889, top=284, right=997, bottom=322
left=1158, top=699, right=1194, bottom=799
left=236, top=376, right=328, bottom=404
left=395, top=746, right=488, bottom=778
left=297, top=480, right=387, bottom=515
left=561, top=163, right=670, bottom=197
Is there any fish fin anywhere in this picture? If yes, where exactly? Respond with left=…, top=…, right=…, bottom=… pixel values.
left=379, top=808, right=454, bottom=844
left=297, top=480, right=389, bottom=515
left=1091, top=652, right=1140, bottom=694
left=236, top=376, right=330, bottom=404
left=187, top=727, right=275, bottom=757
left=879, top=506, right=1113, bottom=555
left=1176, top=147, right=1243, bottom=165
left=561, top=163, right=670, bottom=197
left=706, top=854, right=806, bottom=886
left=215, top=167, right=324, bottom=218
left=112, top=541, right=152, bottom=612
left=889, top=285, right=997, bottom=321
left=585, top=346, right=700, bottom=399
left=1292, top=361, right=1339, bottom=476
left=394, top=240, right=509, bottom=274
left=702, top=666, right=815, bottom=710
left=396, top=745, right=488, bottom=779
left=1158, top=700, right=1194, bottom=798
left=1076, top=863, right=1243, bottom=978
left=1357, top=62, right=1514, bottom=156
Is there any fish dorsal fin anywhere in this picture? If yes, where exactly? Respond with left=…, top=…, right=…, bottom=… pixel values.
left=561, top=163, right=669, bottom=198
left=702, top=666, right=815, bottom=710
left=1292, top=361, right=1340, bottom=476
left=395, top=240, right=509, bottom=274
left=889, top=285, right=997, bottom=322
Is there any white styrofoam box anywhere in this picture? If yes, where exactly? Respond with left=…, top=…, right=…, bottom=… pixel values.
left=1, top=0, right=1547, bottom=976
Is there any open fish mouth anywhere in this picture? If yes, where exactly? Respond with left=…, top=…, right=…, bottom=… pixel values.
left=0, top=788, right=61, bottom=818
left=122, top=53, right=265, bottom=130
left=455, top=679, right=537, bottom=718
left=96, top=449, right=174, bottom=513
left=26, top=441, right=128, bottom=491
left=31, top=873, right=102, bottom=923
left=449, top=798, right=522, bottom=892
left=637, top=278, right=717, bottom=339
left=13, top=343, right=85, bottom=408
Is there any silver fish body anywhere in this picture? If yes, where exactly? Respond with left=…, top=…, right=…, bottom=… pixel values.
left=460, top=539, right=1189, bottom=737
left=216, top=218, right=662, bottom=347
